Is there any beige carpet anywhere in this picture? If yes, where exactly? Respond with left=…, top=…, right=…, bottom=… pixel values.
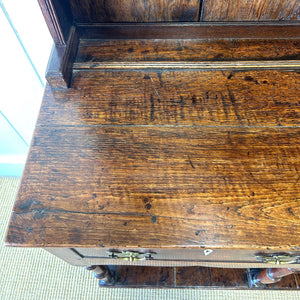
left=0, top=177, right=299, bottom=300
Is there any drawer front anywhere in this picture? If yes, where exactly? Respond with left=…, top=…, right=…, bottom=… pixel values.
left=75, top=248, right=300, bottom=268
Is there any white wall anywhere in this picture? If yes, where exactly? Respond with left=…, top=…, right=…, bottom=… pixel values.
left=0, top=0, right=52, bottom=176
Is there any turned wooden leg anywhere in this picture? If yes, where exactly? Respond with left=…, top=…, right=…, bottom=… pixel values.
left=249, top=268, right=300, bottom=287
left=86, top=265, right=114, bottom=286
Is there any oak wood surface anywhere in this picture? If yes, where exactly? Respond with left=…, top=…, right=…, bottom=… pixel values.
left=76, top=39, right=300, bottom=63
left=202, top=0, right=300, bottom=21
left=6, top=66, right=300, bottom=251
left=6, top=125, right=300, bottom=248
left=77, top=23, right=300, bottom=40
left=95, top=266, right=299, bottom=289
left=39, top=70, right=300, bottom=127
left=69, top=0, right=200, bottom=22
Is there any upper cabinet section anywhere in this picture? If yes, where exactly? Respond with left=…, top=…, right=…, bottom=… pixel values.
left=202, top=0, right=300, bottom=21
left=68, top=0, right=299, bottom=23
left=69, top=0, right=201, bottom=22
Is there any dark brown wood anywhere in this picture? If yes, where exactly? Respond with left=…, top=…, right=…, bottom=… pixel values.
left=202, top=0, right=300, bottom=21
left=37, top=0, right=73, bottom=45
left=6, top=126, right=300, bottom=249
left=210, top=268, right=248, bottom=287
left=74, top=39, right=300, bottom=70
left=176, top=267, right=212, bottom=286
left=269, top=273, right=299, bottom=289
left=46, top=26, right=79, bottom=88
left=113, top=266, right=174, bottom=287
left=7, top=0, right=300, bottom=289
left=69, top=0, right=201, bottom=22
left=84, top=266, right=299, bottom=289
left=39, top=70, right=300, bottom=127
left=6, top=61, right=300, bottom=273
left=77, top=23, right=300, bottom=40
left=76, top=39, right=300, bottom=64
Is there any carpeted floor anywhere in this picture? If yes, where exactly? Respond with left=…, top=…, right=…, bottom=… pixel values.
left=0, top=177, right=299, bottom=299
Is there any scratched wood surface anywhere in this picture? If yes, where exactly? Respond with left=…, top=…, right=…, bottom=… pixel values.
left=6, top=125, right=300, bottom=248
left=69, top=0, right=200, bottom=22
left=6, top=65, right=300, bottom=250
left=39, top=70, right=300, bottom=127
left=202, top=0, right=300, bottom=21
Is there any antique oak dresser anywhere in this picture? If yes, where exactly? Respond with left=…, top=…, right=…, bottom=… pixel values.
left=5, top=0, right=300, bottom=288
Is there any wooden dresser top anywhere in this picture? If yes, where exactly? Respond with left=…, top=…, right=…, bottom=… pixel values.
left=5, top=0, right=300, bottom=253
left=6, top=54, right=300, bottom=250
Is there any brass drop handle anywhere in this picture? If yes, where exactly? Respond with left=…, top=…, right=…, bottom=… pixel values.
left=255, top=253, right=300, bottom=265
left=107, top=250, right=156, bottom=261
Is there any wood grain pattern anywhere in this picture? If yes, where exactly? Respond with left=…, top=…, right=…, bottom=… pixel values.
left=6, top=125, right=300, bottom=248
left=210, top=268, right=248, bottom=287
left=46, top=27, right=79, bottom=88
left=39, top=70, right=300, bottom=127
left=6, top=46, right=300, bottom=267
left=114, top=266, right=174, bottom=286
left=98, top=266, right=299, bottom=289
left=202, top=0, right=300, bottom=21
left=76, top=39, right=300, bottom=63
left=77, top=23, right=300, bottom=40
left=70, top=0, right=200, bottom=22
left=175, top=267, right=212, bottom=286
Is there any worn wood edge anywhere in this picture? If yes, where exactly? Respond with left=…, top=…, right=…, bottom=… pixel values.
left=77, top=23, right=300, bottom=40
left=73, top=60, right=300, bottom=71
left=60, top=26, right=79, bottom=87
left=46, top=26, right=79, bottom=88
left=82, top=258, right=300, bottom=269
left=45, top=248, right=86, bottom=266
left=43, top=248, right=300, bottom=269
left=45, top=45, right=67, bottom=87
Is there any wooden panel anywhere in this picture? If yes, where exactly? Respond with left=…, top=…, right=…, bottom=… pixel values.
left=75, top=248, right=279, bottom=262
left=46, top=27, right=79, bottom=88
left=6, top=125, right=300, bottom=249
left=76, top=39, right=300, bottom=63
left=202, top=0, right=300, bottom=21
left=70, top=0, right=200, bottom=22
left=114, top=266, right=174, bottom=287
left=176, top=267, right=212, bottom=286
left=210, top=268, right=248, bottom=287
left=99, top=266, right=299, bottom=289
left=77, top=23, right=300, bottom=40
left=74, top=248, right=300, bottom=268
left=82, top=258, right=300, bottom=268
left=39, top=70, right=300, bottom=127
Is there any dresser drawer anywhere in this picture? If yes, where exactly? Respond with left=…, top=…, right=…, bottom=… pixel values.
left=46, top=248, right=300, bottom=268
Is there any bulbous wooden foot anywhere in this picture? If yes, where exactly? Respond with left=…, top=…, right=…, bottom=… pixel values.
left=249, top=268, right=300, bottom=287
left=86, top=265, right=114, bottom=286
